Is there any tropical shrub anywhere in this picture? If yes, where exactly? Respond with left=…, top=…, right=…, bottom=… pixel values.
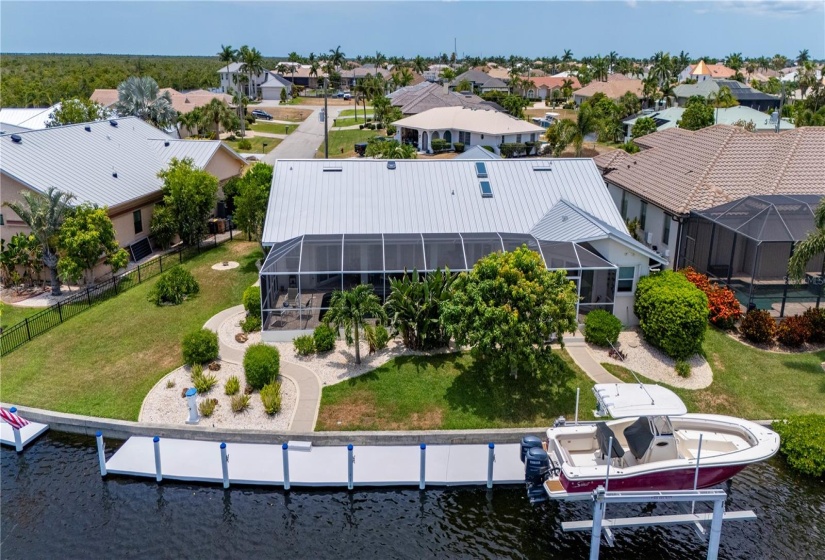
left=294, top=335, right=316, bottom=356
left=364, top=324, right=390, bottom=353
left=499, top=143, right=528, bottom=158
left=198, top=398, right=217, bottom=417
left=225, top=375, right=240, bottom=396
left=182, top=328, right=219, bottom=365
left=431, top=138, right=450, bottom=152
left=675, top=359, right=691, bottom=378
left=243, top=343, right=280, bottom=390
left=260, top=381, right=282, bottom=415
left=148, top=266, right=199, bottom=305
left=453, top=142, right=465, bottom=152
left=386, top=269, right=454, bottom=351
left=584, top=309, right=622, bottom=347
left=324, top=284, right=386, bottom=365
left=680, top=267, right=741, bottom=329
left=635, top=271, right=708, bottom=360
left=238, top=139, right=252, bottom=150
left=242, top=285, right=261, bottom=315
left=241, top=314, right=262, bottom=333
left=803, top=308, right=825, bottom=343
left=231, top=393, right=251, bottom=413
left=192, top=369, right=217, bottom=394
left=386, top=125, right=397, bottom=135
left=773, top=415, right=825, bottom=477
left=776, top=315, right=811, bottom=348
left=739, top=309, right=777, bottom=344
left=313, top=324, right=337, bottom=352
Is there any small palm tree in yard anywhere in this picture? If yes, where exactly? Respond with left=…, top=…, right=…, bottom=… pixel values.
left=115, top=76, right=177, bottom=129
left=4, top=187, right=75, bottom=296
left=788, top=197, right=825, bottom=282
left=324, top=284, right=386, bottom=364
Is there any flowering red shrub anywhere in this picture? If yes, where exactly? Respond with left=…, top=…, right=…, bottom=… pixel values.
left=740, top=309, right=777, bottom=344
left=802, top=308, right=825, bottom=343
left=679, top=267, right=742, bottom=330
left=776, top=315, right=812, bottom=348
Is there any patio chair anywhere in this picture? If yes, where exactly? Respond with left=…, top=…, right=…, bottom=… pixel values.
left=286, top=287, right=298, bottom=307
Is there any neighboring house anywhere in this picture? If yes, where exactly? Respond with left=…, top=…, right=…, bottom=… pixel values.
left=450, top=70, right=509, bottom=93
left=1, top=117, right=246, bottom=264
left=678, top=60, right=736, bottom=83
left=259, top=74, right=293, bottom=102
left=484, top=65, right=512, bottom=82
left=573, top=79, right=644, bottom=106
left=621, top=105, right=793, bottom=141
left=258, top=159, right=666, bottom=339
left=340, top=65, right=392, bottom=89
left=0, top=104, right=60, bottom=131
left=523, top=76, right=582, bottom=100
left=673, top=79, right=780, bottom=111
left=392, top=106, right=545, bottom=154
left=91, top=88, right=233, bottom=113
left=278, top=65, right=327, bottom=89
left=217, top=62, right=269, bottom=96
left=454, top=145, right=502, bottom=160
left=423, top=64, right=451, bottom=82
left=593, top=125, right=825, bottom=270
left=388, top=82, right=502, bottom=116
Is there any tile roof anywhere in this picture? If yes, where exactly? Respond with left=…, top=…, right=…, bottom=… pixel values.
left=594, top=125, right=825, bottom=215
left=91, top=88, right=233, bottom=114
left=453, top=70, right=508, bottom=89
left=574, top=79, right=643, bottom=100
left=687, top=62, right=736, bottom=79
left=389, top=82, right=501, bottom=115
left=392, top=106, right=545, bottom=135
left=527, top=76, right=582, bottom=90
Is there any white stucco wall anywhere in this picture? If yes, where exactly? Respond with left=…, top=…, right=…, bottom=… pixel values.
left=606, top=182, right=679, bottom=267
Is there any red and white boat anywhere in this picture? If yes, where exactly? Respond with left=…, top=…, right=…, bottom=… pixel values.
left=541, top=383, right=779, bottom=501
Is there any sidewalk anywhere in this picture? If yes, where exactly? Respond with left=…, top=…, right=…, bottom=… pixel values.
left=564, top=341, right=622, bottom=384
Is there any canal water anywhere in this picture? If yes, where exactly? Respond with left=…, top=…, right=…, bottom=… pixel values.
left=2, top=432, right=823, bottom=559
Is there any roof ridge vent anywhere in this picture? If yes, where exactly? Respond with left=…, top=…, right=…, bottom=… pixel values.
left=10, top=134, right=22, bottom=144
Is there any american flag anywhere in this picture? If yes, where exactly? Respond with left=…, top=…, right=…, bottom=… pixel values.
left=0, top=408, right=30, bottom=430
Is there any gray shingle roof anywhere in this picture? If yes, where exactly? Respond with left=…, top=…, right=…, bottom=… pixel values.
left=261, top=159, right=661, bottom=262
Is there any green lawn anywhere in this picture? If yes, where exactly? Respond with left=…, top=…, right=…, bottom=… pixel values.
left=332, top=116, right=373, bottom=128
left=338, top=108, right=372, bottom=118
left=602, top=328, right=825, bottom=420
left=250, top=122, right=295, bottom=135
left=0, top=302, right=43, bottom=329
left=0, top=242, right=261, bottom=420
left=223, top=137, right=280, bottom=154
left=316, top=129, right=385, bottom=158
left=317, top=350, right=597, bottom=431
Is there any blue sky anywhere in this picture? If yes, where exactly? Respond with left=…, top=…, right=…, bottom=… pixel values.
left=2, top=1, right=823, bottom=59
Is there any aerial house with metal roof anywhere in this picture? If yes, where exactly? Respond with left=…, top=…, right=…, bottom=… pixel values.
left=259, top=159, right=666, bottom=341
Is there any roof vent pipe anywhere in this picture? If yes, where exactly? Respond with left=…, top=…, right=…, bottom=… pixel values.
left=84, top=125, right=91, bottom=132
left=112, top=171, right=118, bottom=178
left=164, top=141, right=170, bottom=147
left=109, top=119, right=118, bottom=127
left=387, top=161, right=396, bottom=170
left=10, top=134, right=22, bottom=143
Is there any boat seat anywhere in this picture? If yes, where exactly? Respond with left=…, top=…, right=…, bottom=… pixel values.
left=595, top=423, right=625, bottom=459
left=624, top=416, right=655, bottom=460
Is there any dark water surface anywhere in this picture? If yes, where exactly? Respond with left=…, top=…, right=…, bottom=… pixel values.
left=2, top=432, right=824, bottom=559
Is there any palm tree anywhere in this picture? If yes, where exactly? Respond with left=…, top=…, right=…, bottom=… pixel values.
left=572, top=105, right=597, bottom=156
left=726, top=52, right=744, bottom=73
left=177, top=111, right=199, bottom=138
left=788, top=197, right=825, bottom=282
left=608, top=51, right=619, bottom=73
left=392, top=67, right=414, bottom=88
left=561, top=78, right=574, bottom=102
left=592, top=55, right=609, bottom=82
left=439, top=67, right=457, bottom=83
left=324, top=284, right=386, bottom=364
left=230, top=88, right=249, bottom=137
left=329, top=46, right=346, bottom=70
left=203, top=98, right=236, bottom=137
left=562, top=49, right=574, bottom=69
left=771, top=54, right=789, bottom=72
left=114, top=76, right=177, bottom=129
left=412, top=55, right=428, bottom=74
left=797, top=49, right=810, bottom=66
left=217, top=44, right=237, bottom=65
left=239, top=46, right=264, bottom=98
left=455, top=78, right=473, bottom=93
left=3, top=187, right=75, bottom=295
left=374, top=51, right=387, bottom=69
left=677, top=51, right=691, bottom=72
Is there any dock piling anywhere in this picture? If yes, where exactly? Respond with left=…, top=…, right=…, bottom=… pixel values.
left=220, top=442, right=229, bottom=489
left=282, top=443, right=290, bottom=490
left=153, top=436, right=162, bottom=482
left=487, top=443, right=495, bottom=489
left=419, top=444, right=426, bottom=490
left=96, top=431, right=107, bottom=476
left=9, top=406, right=23, bottom=452
left=347, top=444, right=354, bottom=490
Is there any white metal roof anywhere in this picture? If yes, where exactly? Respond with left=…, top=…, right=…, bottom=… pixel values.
left=393, top=107, right=545, bottom=135
left=594, top=384, right=688, bottom=418
left=263, top=159, right=627, bottom=244
left=0, top=104, right=59, bottom=130
left=454, top=146, right=502, bottom=160
left=1, top=117, right=239, bottom=209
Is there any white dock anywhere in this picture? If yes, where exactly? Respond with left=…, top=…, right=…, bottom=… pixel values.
left=104, top=436, right=525, bottom=487
left=0, top=421, right=49, bottom=449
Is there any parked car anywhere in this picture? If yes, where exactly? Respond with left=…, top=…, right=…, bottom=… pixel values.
left=251, top=109, right=273, bottom=120
left=342, top=93, right=352, bottom=100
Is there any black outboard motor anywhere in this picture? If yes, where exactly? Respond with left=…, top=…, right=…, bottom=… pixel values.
left=525, top=447, right=551, bottom=504
left=520, top=435, right=543, bottom=463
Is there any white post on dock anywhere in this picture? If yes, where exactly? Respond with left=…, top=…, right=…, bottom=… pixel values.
left=692, top=434, right=704, bottom=514
left=419, top=444, right=426, bottom=490
left=282, top=443, right=290, bottom=491
left=706, top=496, right=725, bottom=560
left=574, top=388, right=580, bottom=425
left=487, top=443, right=495, bottom=489
left=347, top=444, right=354, bottom=490
left=220, top=442, right=229, bottom=489
left=153, top=436, right=162, bottom=482
left=185, top=388, right=199, bottom=425
left=96, top=431, right=107, bottom=476
left=590, top=486, right=606, bottom=560
left=9, top=407, right=23, bottom=453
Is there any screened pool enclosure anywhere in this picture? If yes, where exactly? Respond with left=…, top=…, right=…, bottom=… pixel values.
left=680, top=195, right=823, bottom=317
left=260, top=233, right=620, bottom=334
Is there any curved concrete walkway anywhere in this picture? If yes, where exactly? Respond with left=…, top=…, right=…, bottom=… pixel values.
left=565, top=341, right=622, bottom=384
left=204, top=306, right=322, bottom=432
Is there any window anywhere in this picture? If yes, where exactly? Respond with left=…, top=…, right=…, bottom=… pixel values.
left=459, top=131, right=471, bottom=144
left=133, top=210, right=143, bottom=234
left=516, top=134, right=522, bottom=143
left=620, top=191, right=628, bottom=219
left=640, top=201, right=647, bottom=230
left=617, top=266, right=635, bottom=292
left=663, top=213, right=672, bottom=245
left=530, top=133, right=536, bottom=142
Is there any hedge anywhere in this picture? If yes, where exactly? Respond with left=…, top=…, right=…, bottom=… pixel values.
left=182, top=328, right=219, bottom=365
left=243, top=343, right=280, bottom=390
left=584, top=309, right=622, bottom=347
left=242, top=285, right=261, bottom=316
left=148, top=266, right=199, bottom=306
left=773, top=415, right=825, bottom=477
left=634, top=270, right=708, bottom=359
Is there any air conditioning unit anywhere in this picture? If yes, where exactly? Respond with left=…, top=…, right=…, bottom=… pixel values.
left=645, top=231, right=654, bottom=245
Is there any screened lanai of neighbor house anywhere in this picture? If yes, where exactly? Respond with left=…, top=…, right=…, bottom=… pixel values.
left=680, top=195, right=824, bottom=317
left=259, top=159, right=666, bottom=341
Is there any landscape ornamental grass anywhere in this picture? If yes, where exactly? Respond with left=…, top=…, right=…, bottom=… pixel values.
left=224, top=375, right=240, bottom=396
left=243, top=342, right=280, bottom=390
left=260, top=380, right=282, bottom=415
left=583, top=309, right=622, bottom=347
left=634, top=270, right=708, bottom=360
left=182, top=328, right=219, bottom=365
left=148, top=266, right=200, bottom=306
left=293, top=335, right=315, bottom=356
left=773, top=415, right=825, bottom=477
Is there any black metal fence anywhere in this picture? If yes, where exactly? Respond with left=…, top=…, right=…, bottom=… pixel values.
left=1, top=233, right=228, bottom=355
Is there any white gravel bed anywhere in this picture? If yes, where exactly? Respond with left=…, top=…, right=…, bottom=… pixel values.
left=589, top=330, right=713, bottom=390
left=139, top=361, right=296, bottom=430
left=219, top=310, right=262, bottom=351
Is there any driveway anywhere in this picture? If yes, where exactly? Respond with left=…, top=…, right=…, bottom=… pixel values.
left=262, top=105, right=345, bottom=163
